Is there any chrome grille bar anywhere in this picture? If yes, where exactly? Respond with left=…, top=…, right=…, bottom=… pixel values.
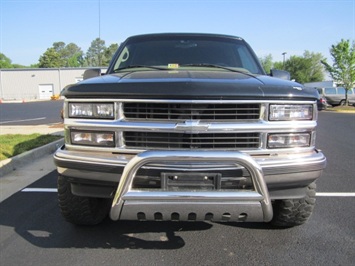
left=124, top=132, right=260, bottom=150
left=123, top=103, right=260, bottom=121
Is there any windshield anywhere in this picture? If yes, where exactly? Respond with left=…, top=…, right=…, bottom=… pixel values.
left=110, top=36, right=264, bottom=74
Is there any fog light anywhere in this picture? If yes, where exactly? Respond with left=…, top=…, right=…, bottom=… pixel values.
left=268, top=133, right=310, bottom=148
left=71, top=130, right=115, bottom=147
left=96, top=133, right=114, bottom=144
left=73, top=132, right=92, bottom=143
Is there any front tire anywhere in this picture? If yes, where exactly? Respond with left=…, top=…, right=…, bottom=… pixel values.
left=271, top=182, right=317, bottom=227
left=57, top=175, right=111, bottom=225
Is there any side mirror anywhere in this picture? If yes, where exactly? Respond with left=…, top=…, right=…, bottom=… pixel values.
left=270, top=69, right=291, bottom=80
left=83, top=68, right=101, bottom=80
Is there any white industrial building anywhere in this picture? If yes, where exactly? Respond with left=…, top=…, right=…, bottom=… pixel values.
left=0, top=68, right=101, bottom=101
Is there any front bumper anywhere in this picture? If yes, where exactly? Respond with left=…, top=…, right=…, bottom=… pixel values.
left=54, top=146, right=326, bottom=200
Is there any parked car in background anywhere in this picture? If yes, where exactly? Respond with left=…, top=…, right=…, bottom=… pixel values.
left=317, top=95, right=329, bottom=110
left=317, top=87, right=355, bottom=106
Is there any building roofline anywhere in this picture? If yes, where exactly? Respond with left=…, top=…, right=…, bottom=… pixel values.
left=0, top=67, right=107, bottom=72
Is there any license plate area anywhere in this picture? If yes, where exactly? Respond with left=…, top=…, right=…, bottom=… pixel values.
left=161, top=172, right=221, bottom=191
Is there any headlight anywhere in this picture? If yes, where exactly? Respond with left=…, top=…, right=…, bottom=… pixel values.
left=268, top=133, right=310, bottom=148
left=269, top=104, right=313, bottom=121
left=71, top=130, right=115, bottom=147
left=69, top=103, right=114, bottom=119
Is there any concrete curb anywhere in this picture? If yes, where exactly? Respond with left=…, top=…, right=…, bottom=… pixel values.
left=0, top=138, right=64, bottom=177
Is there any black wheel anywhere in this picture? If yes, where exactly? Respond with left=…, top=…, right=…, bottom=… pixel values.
left=57, top=175, right=111, bottom=225
left=271, top=182, right=316, bottom=227
left=340, top=100, right=346, bottom=106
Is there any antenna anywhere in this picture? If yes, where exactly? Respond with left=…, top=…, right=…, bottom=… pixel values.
left=98, top=0, right=101, bottom=66
left=99, top=0, right=101, bottom=40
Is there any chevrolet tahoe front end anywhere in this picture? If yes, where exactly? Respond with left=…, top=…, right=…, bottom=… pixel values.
left=54, top=33, right=326, bottom=227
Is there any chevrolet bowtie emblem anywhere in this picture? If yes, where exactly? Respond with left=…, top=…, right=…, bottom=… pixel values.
left=175, top=120, right=210, bottom=132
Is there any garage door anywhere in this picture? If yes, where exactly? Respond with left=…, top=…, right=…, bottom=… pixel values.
left=38, top=84, right=54, bottom=100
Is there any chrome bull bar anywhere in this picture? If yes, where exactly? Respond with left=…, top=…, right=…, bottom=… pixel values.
left=110, top=151, right=273, bottom=222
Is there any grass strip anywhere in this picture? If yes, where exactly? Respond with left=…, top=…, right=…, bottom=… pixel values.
left=0, top=134, right=62, bottom=161
left=331, top=105, right=355, bottom=112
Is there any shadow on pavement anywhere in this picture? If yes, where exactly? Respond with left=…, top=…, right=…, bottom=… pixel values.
left=0, top=171, right=213, bottom=250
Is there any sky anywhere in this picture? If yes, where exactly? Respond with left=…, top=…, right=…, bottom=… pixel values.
left=0, top=0, right=354, bottom=66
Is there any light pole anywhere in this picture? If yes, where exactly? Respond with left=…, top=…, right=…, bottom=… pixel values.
left=282, top=52, right=287, bottom=70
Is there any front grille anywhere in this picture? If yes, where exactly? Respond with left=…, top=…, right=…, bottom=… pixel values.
left=123, top=103, right=260, bottom=121
left=124, top=132, right=260, bottom=150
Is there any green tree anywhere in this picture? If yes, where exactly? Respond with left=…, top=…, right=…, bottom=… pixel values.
left=63, top=43, right=83, bottom=67
left=103, top=43, right=118, bottom=66
left=12, top=64, right=27, bottom=68
left=0, top=53, right=13, bottom=68
left=86, top=38, right=106, bottom=66
left=52, top=41, right=66, bottom=66
left=273, top=61, right=284, bottom=70
left=52, top=42, right=83, bottom=67
left=259, top=54, right=273, bottom=74
left=67, top=52, right=83, bottom=67
left=321, top=39, right=355, bottom=105
left=53, top=42, right=66, bottom=54
left=259, top=55, right=292, bottom=74
left=30, top=63, right=40, bottom=68
left=38, top=48, right=62, bottom=68
left=285, top=51, right=325, bottom=83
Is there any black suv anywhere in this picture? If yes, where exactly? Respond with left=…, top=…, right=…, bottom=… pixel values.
left=55, top=33, right=326, bottom=227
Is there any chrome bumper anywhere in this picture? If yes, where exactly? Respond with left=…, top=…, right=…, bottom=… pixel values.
left=110, top=151, right=273, bottom=222
left=54, top=147, right=326, bottom=185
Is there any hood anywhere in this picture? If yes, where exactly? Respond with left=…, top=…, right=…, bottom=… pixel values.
left=62, top=70, right=318, bottom=100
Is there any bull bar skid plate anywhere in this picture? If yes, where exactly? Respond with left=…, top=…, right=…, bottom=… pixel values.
left=110, top=151, right=273, bottom=222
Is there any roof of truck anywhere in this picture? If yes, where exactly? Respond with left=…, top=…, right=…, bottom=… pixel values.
left=125, top=32, right=244, bottom=41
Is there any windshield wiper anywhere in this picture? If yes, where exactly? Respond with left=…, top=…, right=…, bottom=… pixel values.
left=180, top=63, right=251, bottom=74
left=113, top=65, right=168, bottom=72
left=113, top=64, right=255, bottom=76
